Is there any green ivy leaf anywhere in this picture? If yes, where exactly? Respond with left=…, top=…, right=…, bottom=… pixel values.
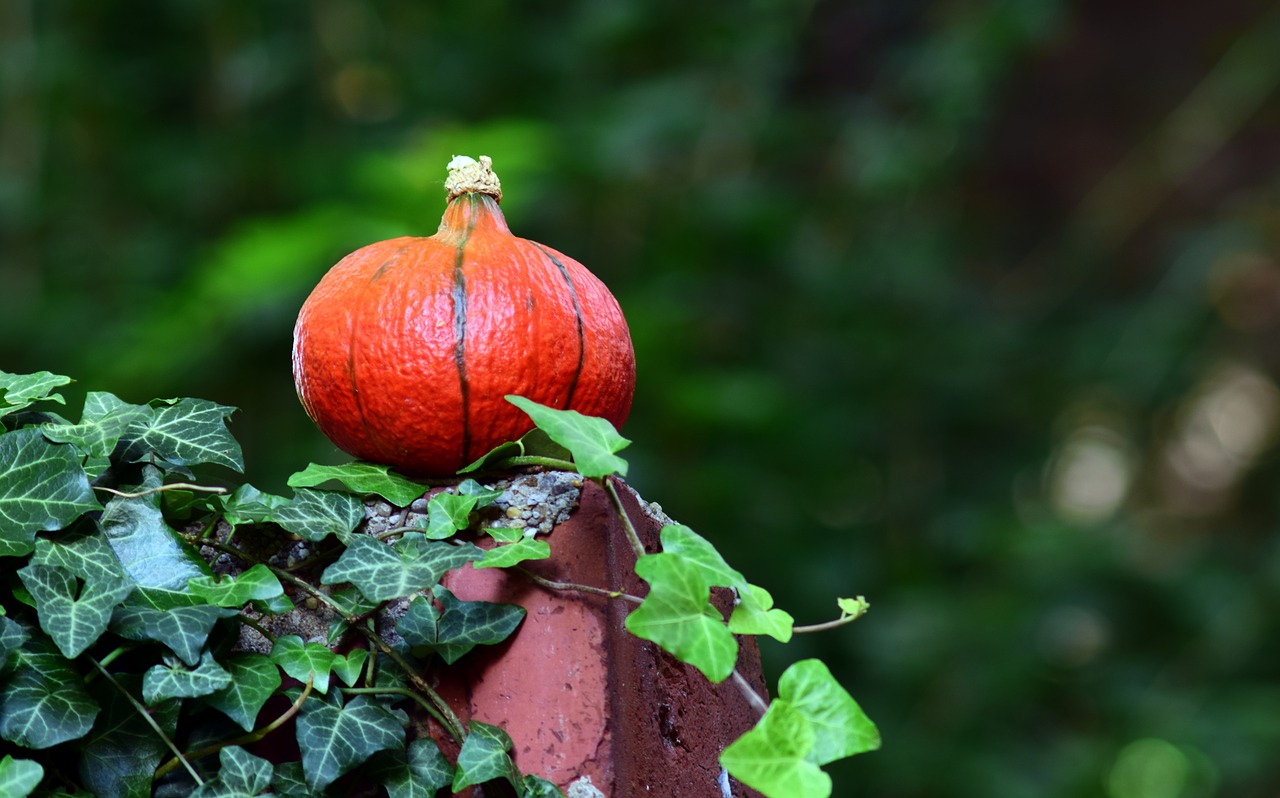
left=483, top=525, right=524, bottom=544
left=122, top=397, right=244, bottom=472
left=0, top=428, right=101, bottom=557
left=720, top=700, right=831, bottom=798
left=142, top=650, right=233, bottom=703
left=778, top=659, right=880, bottom=764
left=220, top=483, right=290, bottom=526
left=99, top=466, right=209, bottom=590
left=191, top=746, right=274, bottom=798
left=18, top=563, right=134, bottom=658
left=0, top=631, right=99, bottom=748
left=29, top=522, right=128, bottom=584
left=456, top=479, right=503, bottom=507
left=332, top=649, right=369, bottom=688
left=0, top=369, right=71, bottom=417
left=625, top=554, right=738, bottom=683
left=474, top=538, right=551, bottom=569
left=188, top=563, right=285, bottom=607
left=0, top=755, right=43, bottom=798
left=296, top=695, right=405, bottom=791
left=287, top=462, right=427, bottom=507
left=656, top=524, right=747, bottom=591
left=506, top=396, right=630, bottom=478
left=729, top=584, right=794, bottom=643
left=41, top=392, right=150, bottom=462
left=424, top=492, right=478, bottom=539
left=0, top=616, right=29, bottom=674
left=522, top=774, right=567, bottom=797
left=80, top=674, right=179, bottom=798
left=203, top=653, right=282, bottom=732
left=274, top=488, right=365, bottom=543
left=452, top=721, right=519, bottom=792
left=371, top=738, right=455, bottom=798
left=271, top=635, right=337, bottom=694
left=459, top=427, right=571, bottom=474
left=397, top=585, right=525, bottom=664
left=320, top=533, right=480, bottom=603
left=836, top=596, right=871, bottom=620
left=111, top=604, right=238, bottom=666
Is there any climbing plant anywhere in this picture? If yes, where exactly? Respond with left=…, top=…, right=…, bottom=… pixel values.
left=0, top=369, right=878, bottom=798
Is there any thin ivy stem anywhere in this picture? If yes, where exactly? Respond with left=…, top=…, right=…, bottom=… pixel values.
left=237, top=611, right=277, bottom=644
left=338, top=686, right=451, bottom=730
left=514, top=566, right=642, bottom=604
left=154, top=676, right=314, bottom=781
left=792, top=615, right=861, bottom=634
left=95, top=482, right=228, bottom=499
left=602, top=476, right=647, bottom=560
left=90, top=658, right=204, bottom=786
left=730, top=668, right=770, bottom=716
left=490, top=455, right=577, bottom=471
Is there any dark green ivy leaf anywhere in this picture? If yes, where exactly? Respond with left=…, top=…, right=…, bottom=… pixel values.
left=122, top=397, right=244, bottom=472
left=0, top=369, right=71, bottom=418
left=287, top=462, right=427, bottom=507
left=219, top=483, right=290, bottom=526
left=397, top=585, right=525, bottom=664
left=111, top=604, right=239, bottom=666
left=370, top=738, right=455, bottom=798
left=0, top=755, right=43, bottom=798
left=18, top=563, right=134, bottom=659
left=0, top=630, right=99, bottom=749
left=0, top=428, right=101, bottom=558
left=274, top=488, right=365, bottom=543
left=79, top=674, right=180, bottom=798
left=99, top=466, right=209, bottom=591
left=522, top=774, right=567, bottom=797
left=0, top=616, right=28, bottom=674
left=188, top=563, right=285, bottom=607
left=202, top=653, right=282, bottom=732
left=295, top=695, right=405, bottom=791
left=452, top=721, right=519, bottom=792
left=505, top=396, right=629, bottom=478
left=191, top=746, right=274, bottom=798
left=459, top=427, right=571, bottom=474
left=320, top=533, right=481, bottom=602
left=142, top=651, right=233, bottom=703
left=41, top=392, right=150, bottom=463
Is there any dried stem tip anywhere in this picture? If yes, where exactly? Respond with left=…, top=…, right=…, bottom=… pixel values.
left=445, top=155, right=503, bottom=202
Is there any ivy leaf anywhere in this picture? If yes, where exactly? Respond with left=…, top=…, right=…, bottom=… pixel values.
left=483, top=525, right=524, bottom=544
left=456, top=479, right=503, bottom=507
left=778, top=659, right=880, bottom=764
left=29, top=522, right=128, bottom=584
left=371, top=738, right=455, bottom=798
left=332, top=649, right=369, bottom=688
left=458, top=427, right=572, bottom=474
left=720, top=699, right=831, bottom=798
left=0, top=631, right=99, bottom=748
left=122, top=397, right=244, bottom=472
left=220, top=483, right=290, bottom=526
left=270, top=763, right=312, bottom=798
left=142, top=651, right=233, bottom=703
left=397, top=586, right=525, bottom=664
left=18, top=564, right=134, bottom=658
left=99, top=467, right=209, bottom=590
left=274, top=488, right=365, bottom=543
left=0, top=755, right=43, bottom=798
left=474, top=538, right=551, bottom=569
left=287, top=462, right=428, bottom=507
left=657, top=524, right=747, bottom=591
left=188, top=563, right=285, bottom=607
left=0, top=369, right=71, bottom=417
left=271, top=635, right=337, bottom=695
left=0, top=428, right=101, bottom=558
left=836, top=596, right=871, bottom=620
left=729, top=584, right=794, bottom=643
left=295, top=695, right=405, bottom=791
left=452, top=721, right=519, bottom=792
left=41, top=392, right=150, bottom=461
left=320, top=533, right=480, bottom=603
left=522, top=774, right=567, bottom=797
left=191, top=746, right=274, bottom=798
left=203, top=653, right=283, bottom=732
left=625, top=554, right=738, bottom=683
left=111, top=604, right=238, bottom=666
left=506, top=396, right=630, bottom=478
left=424, top=492, right=478, bottom=539
left=0, top=616, right=29, bottom=674
left=79, top=673, right=180, bottom=798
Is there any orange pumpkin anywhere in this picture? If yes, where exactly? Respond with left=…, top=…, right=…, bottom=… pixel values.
left=292, top=156, right=635, bottom=475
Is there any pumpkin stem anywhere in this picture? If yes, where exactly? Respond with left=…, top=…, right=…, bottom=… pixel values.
left=445, top=155, right=503, bottom=202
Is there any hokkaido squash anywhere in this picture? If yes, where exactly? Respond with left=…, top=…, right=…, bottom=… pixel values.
left=292, top=155, right=635, bottom=475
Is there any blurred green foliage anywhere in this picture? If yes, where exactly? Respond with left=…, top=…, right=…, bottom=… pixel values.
left=4, top=1, right=1280, bottom=795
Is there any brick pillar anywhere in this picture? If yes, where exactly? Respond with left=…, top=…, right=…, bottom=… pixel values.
left=434, top=478, right=766, bottom=797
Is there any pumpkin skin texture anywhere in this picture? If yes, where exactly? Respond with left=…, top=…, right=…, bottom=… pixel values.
left=292, top=159, right=635, bottom=476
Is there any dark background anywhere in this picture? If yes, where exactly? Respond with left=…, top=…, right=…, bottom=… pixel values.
left=4, top=1, right=1280, bottom=795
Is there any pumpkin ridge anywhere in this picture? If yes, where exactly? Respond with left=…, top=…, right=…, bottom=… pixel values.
left=531, top=242, right=587, bottom=408
left=451, top=202, right=482, bottom=464
left=347, top=250, right=405, bottom=459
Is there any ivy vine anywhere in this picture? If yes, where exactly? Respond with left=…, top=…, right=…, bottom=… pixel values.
left=0, top=369, right=879, bottom=798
